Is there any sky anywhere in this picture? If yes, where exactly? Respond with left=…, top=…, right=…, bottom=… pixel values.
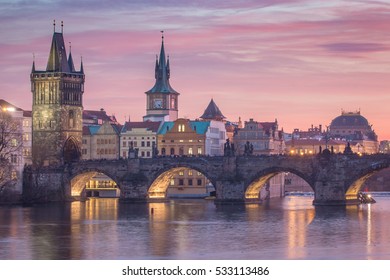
left=1, top=0, right=390, bottom=140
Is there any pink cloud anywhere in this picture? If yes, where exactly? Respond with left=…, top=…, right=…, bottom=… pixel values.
left=1, top=0, right=390, bottom=140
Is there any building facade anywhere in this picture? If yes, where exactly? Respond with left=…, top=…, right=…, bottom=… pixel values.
left=0, top=100, right=24, bottom=195
left=329, top=110, right=378, bottom=154
left=30, top=23, right=84, bottom=166
left=233, top=118, right=285, bottom=155
left=119, top=122, right=161, bottom=159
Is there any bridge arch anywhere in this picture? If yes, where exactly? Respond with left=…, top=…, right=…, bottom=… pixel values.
left=70, top=168, right=121, bottom=198
left=345, top=161, right=390, bottom=200
left=147, top=164, right=216, bottom=199
left=245, top=167, right=314, bottom=200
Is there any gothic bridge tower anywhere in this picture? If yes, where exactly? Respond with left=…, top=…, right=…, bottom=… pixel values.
left=143, top=32, right=180, bottom=122
left=30, top=21, right=85, bottom=165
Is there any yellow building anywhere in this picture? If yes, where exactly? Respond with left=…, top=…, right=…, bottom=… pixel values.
left=157, top=118, right=218, bottom=197
left=157, top=118, right=206, bottom=156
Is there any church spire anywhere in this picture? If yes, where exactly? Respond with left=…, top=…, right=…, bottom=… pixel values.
left=146, top=31, right=179, bottom=94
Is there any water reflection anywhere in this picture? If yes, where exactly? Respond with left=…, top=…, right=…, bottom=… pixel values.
left=1, top=197, right=390, bottom=260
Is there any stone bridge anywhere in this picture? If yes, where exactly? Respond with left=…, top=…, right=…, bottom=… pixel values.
left=23, top=154, right=390, bottom=205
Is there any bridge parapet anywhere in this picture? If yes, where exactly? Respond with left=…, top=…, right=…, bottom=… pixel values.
left=22, top=154, right=390, bottom=205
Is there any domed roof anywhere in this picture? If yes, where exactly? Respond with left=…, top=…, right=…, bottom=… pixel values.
left=330, top=111, right=369, bottom=127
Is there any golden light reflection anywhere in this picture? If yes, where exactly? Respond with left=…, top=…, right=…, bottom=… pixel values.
left=148, top=202, right=172, bottom=256
left=286, top=202, right=315, bottom=259
left=245, top=173, right=276, bottom=200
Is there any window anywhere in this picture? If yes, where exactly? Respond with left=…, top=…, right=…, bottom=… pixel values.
left=11, top=154, right=17, bottom=164
left=188, top=170, right=193, bottom=176
left=23, top=134, right=29, bottom=141
left=11, top=171, right=17, bottom=180
left=11, top=139, right=17, bottom=147
left=178, top=124, right=185, bottom=132
left=141, top=151, right=145, bottom=157
left=170, top=148, right=175, bottom=155
left=141, top=141, right=145, bottom=147
left=170, top=179, right=175, bottom=186
left=123, top=141, right=126, bottom=147
left=23, top=120, right=29, bottom=127
left=179, top=171, right=184, bottom=176
left=123, top=151, right=126, bottom=158
left=147, top=141, right=150, bottom=147
left=197, top=179, right=202, bottom=186
left=188, top=147, right=193, bottom=155
left=82, top=149, right=87, bottom=155
left=179, top=179, right=184, bottom=186
left=188, top=179, right=193, bottom=186
left=147, top=151, right=150, bottom=157
left=197, top=147, right=202, bottom=155
left=161, top=148, right=166, bottom=155
left=82, top=139, right=87, bottom=144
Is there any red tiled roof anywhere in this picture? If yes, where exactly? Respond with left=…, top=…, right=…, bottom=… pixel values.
left=122, top=121, right=161, bottom=133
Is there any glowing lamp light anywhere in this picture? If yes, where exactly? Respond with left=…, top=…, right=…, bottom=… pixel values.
left=4, top=107, right=16, bottom=112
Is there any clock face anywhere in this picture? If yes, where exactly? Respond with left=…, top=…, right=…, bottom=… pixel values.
left=153, top=99, right=163, bottom=109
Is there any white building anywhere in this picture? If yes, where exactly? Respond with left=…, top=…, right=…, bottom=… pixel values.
left=120, top=122, right=161, bottom=159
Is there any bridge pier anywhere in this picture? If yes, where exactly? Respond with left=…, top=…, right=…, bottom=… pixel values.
left=214, top=180, right=246, bottom=204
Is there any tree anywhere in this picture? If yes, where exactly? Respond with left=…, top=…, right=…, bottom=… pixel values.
left=0, top=110, right=22, bottom=200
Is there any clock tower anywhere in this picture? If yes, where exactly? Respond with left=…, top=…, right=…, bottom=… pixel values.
left=143, top=32, right=180, bottom=122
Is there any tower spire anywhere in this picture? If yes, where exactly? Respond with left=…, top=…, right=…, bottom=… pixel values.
left=61, top=21, right=63, bottom=33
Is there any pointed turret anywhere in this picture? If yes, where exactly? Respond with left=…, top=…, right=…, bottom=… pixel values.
left=146, top=32, right=179, bottom=94
left=31, top=60, right=35, bottom=73
left=68, top=44, right=75, bottom=72
left=80, top=58, right=84, bottom=74
left=46, top=31, right=70, bottom=72
left=200, top=99, right=225, bottom=121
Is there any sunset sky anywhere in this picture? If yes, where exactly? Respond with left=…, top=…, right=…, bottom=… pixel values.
left=1, top=0, right=390, bottom=139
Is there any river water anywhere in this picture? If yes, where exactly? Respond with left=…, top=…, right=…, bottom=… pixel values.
left=1, top=195, right=390, bottom=260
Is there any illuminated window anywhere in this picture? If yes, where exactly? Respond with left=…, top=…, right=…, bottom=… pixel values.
left=11, top=171, right=17, bottom=180
left=170, top=179, right=175, bottom=186
left=179, top=171, right=184, bottom=176
left=188, top=170, right=193, bottom=176
left=188, top=147, right=193, bottom=155
left=197, top=147, right=202, bottom=155
left=178, top=124, right=185, bottom=132
left=11, top=139, right=17, bottom=147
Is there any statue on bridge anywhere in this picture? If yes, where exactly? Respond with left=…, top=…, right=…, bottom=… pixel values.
left=224, top=139, right=235, bottom=156
left=243, top=141, right=254, bottom=156
left=343, top=142, right=353, bottom=155
left=128, top=141, right=139, bottom=159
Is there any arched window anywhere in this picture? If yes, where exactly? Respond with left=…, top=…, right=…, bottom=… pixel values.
left=170, top=148, right=175, bottom=155
left=179, top=147, right=184, bottom=156
left=161, top=148, right=166, bottom=155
